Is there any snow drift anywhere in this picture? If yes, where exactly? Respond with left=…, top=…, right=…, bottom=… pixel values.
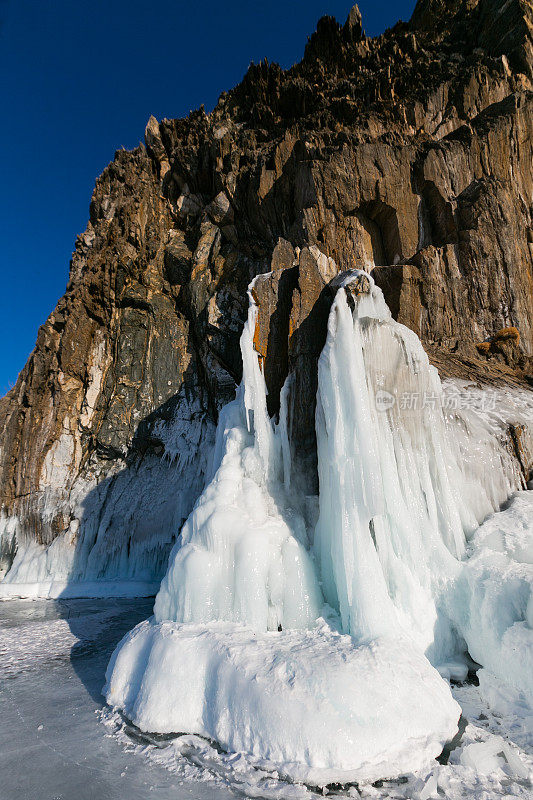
left=105, top=270, right=533, bottom=784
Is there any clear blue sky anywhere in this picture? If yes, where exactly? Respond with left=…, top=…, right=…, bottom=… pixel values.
left=0, top=0, right=416, bottom=396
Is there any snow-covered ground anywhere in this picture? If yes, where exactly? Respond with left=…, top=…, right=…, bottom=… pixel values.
left=1, top=597, right=531, bottom=800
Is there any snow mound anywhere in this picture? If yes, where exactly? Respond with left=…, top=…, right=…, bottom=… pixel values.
left=105, top=618, right=460, bottom=786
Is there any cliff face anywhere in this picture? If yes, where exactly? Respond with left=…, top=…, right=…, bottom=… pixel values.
left=0, top=0, right=532, bottom=588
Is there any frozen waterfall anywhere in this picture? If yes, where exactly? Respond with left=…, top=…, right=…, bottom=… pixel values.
left=105, top=269, right=532, bottom=785
left=154, top=283, right=322, bottom=631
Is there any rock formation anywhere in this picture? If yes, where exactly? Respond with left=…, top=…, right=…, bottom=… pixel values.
left=0, top=0, right=532, bottom=588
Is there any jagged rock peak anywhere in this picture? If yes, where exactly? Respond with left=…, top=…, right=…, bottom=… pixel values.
left=410, top=0, right=533, bottom=78
left=410, top=0, right=480, bottom=30
left=344, top=4, right=365, bottom=42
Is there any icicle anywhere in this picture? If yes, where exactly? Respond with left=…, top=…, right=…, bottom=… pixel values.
left=315, top=272, right=467, bottom=658
left=154, top=279, right=322, bottom=631
left=314, top=270, right=532, bottom=672
left=240, top=282, right=275, bottom=477
left=278, top=373, right=294, bottom=492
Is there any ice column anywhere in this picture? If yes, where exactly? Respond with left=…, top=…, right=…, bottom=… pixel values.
left=315, top=272, right=471, bottom=659
left=154, top=283, right=322, bottom=631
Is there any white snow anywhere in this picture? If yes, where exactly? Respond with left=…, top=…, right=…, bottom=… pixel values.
left=468, top=491, right=533, bottom=564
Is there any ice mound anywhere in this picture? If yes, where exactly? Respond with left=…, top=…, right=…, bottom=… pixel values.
left=455, top=493, right=533, bottom=705
left=105, top=619, right=460, bottom=786
left=468, top=491, right=533, bottom=565
left=105, top=269, right=532, bottom=783
left=459, top=736, right=530, bottom=779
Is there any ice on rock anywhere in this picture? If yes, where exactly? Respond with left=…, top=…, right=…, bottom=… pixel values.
left=106, top=273, right=462, bottom=783
left=315, top=274, right=533, bottom=695
left=154, top=286, right=322, bottom=631
left=106, top=269, right=533, bottom=783
left=315, top=275, right=464, bottom=656
left=0, top=387, right=214, bottom=599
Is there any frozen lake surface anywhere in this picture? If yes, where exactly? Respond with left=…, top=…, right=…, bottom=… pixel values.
left=0, top=598, right=236, bottom=800
left=1, top=598, right=531, bottom=800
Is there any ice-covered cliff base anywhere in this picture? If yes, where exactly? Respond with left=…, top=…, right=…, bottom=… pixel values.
left=105, top=620, right=459, bottom=785
left=104, top=271, right=532, bottom=784
left=105, top=488, right=533, bottom=785
left=0, top=396, right=215, bottom=599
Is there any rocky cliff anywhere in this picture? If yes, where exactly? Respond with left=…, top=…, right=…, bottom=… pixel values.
left=1, top=0, right=532, bottom=592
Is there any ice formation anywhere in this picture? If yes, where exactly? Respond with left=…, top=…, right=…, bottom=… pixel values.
left=456, top=493, right=533, bottom=705
left=315, top=273, right=463, bottom=658
left=459, top=737, right=530, bottom=779
left=105, top=277, right=461, bottom=780
left=0, top=392, right=214, bottom=599
left=314, top=273, right=532, bottom=669
left=154, top=287, right=322, bottom=630
left=106, top=620, right=460, bottom=785
left=106, top=269, right=532, bottom=782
